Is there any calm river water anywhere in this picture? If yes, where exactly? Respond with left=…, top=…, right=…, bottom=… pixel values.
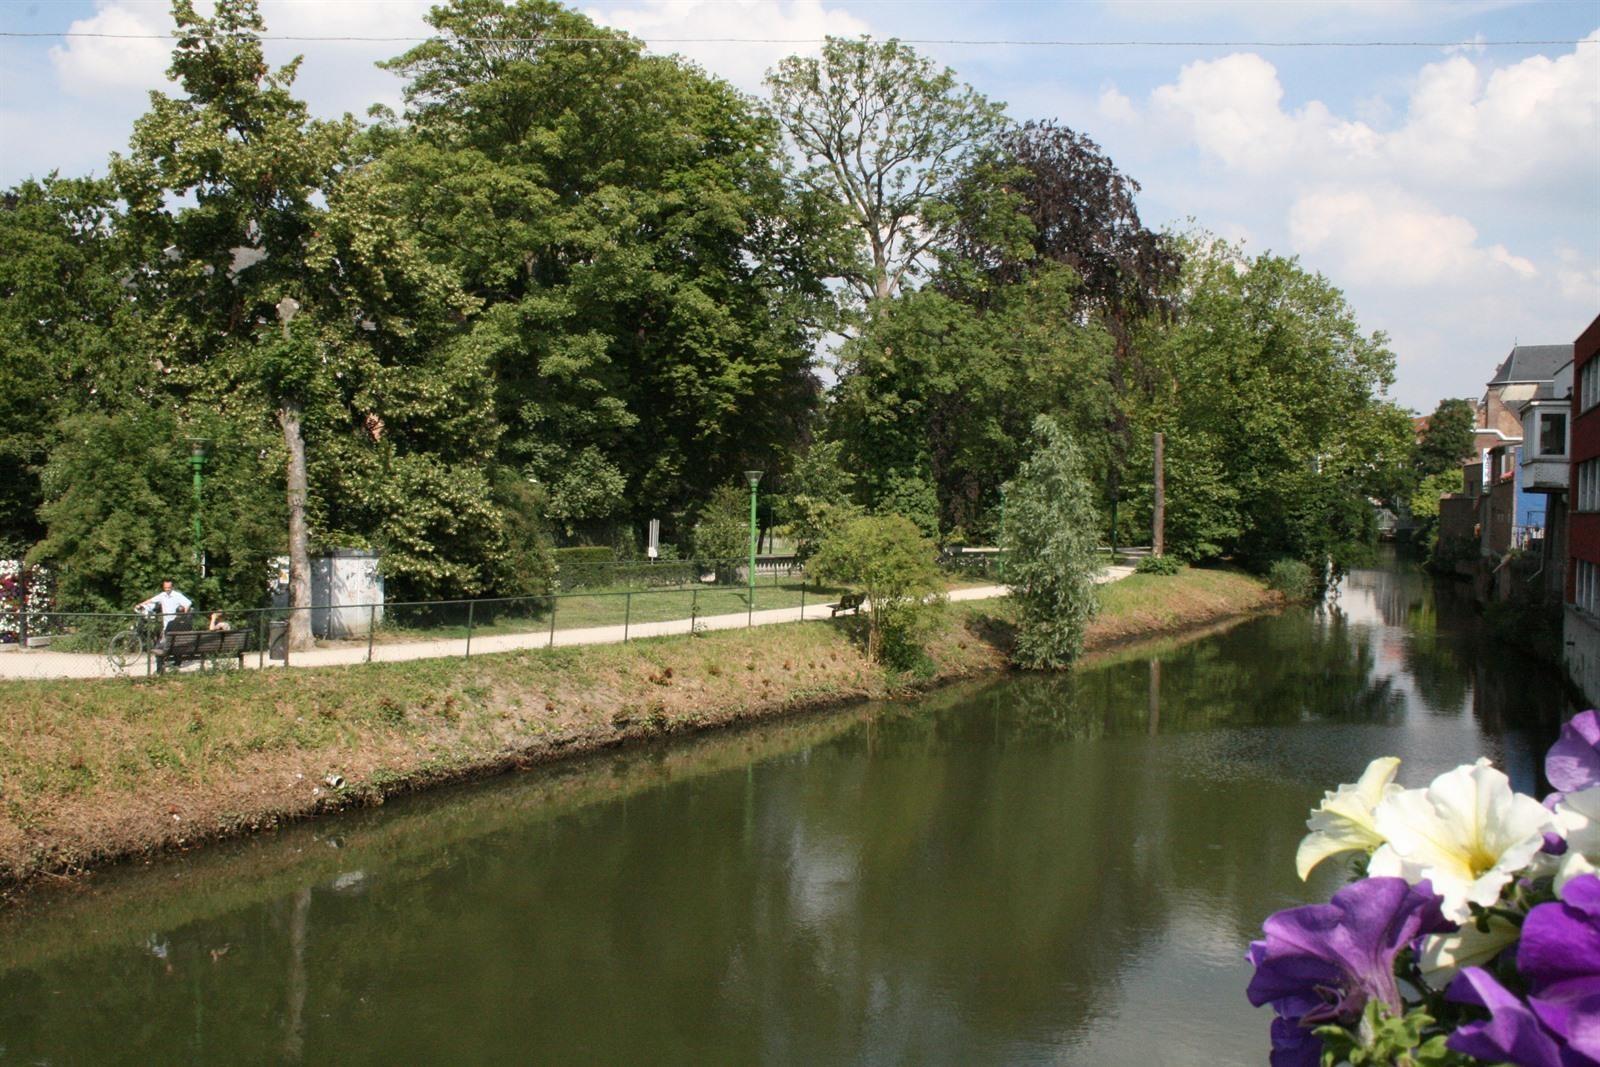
left=0, top=553, right=1574, bottom=1064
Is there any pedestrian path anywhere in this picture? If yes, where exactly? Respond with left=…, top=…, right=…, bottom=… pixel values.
left=0, top=568, right=1135, bottom=681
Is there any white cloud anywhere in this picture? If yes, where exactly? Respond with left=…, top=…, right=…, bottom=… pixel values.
left=1149, top=52, right=1380, bottom=173
left=587, top=0, right=871, bottom=93
left=1288, top=187, right=1536, bottom=286
left=1115, top=33, right=1600, bottom=192
left=50, top=2, right=173, bottom=97
left=1557, top=247, right=1600, bottom=303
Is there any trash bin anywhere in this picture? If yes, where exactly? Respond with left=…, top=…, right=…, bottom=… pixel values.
left=268, top=619, right=288, bottom=661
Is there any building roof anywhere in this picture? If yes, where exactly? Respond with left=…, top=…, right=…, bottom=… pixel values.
left=1530, top=360, right=1574, bottom=402
left=1489, top=344, right=1575, bottom=385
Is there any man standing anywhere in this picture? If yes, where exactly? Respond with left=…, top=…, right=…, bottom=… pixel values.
left=137, top=579, right=193, bottom=632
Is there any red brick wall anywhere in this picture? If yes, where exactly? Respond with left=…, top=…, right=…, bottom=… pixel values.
left=1567, top=315, right=1600, bottom=602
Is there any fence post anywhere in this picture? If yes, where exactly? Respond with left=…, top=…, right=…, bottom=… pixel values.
left=17, top=569, right=26, bottom=649
left=367, top=603, right=376, bottom=663
left=800, top=578, right=806, bottom=621
left=465, top=599, right=475, bottom=660
left=284, top=610, right=290, bottom=669
left=258, top=612, right=266, bottom=670
left=624, top=592, right=631, bottom=643
left=548, top=595, right=557, bottom=649
left=690, top=586, right=698, bottom=636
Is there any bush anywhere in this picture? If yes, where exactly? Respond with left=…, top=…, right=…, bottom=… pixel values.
left=1134, top=554, right=1183, bottom=576
left=999, top=416, right=1102, bottom=669
left=1266, top=558, right=1317, bottom=601
left=810, top=513, right=944, bottom=666
left=551, top=546, right=615, bottom=591
left=693, top=485, right=751, bottom=583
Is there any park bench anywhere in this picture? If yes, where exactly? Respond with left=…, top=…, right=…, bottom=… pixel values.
left=157, top=628, right=250, bottom=672
left=830, top=592, right=865, bottom=617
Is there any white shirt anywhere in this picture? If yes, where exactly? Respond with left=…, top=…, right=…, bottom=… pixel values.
left=144, top=589, right=193, bottom=627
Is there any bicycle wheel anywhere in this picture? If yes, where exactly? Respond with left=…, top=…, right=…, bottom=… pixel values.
left=106, top=630, right=143, bottom=673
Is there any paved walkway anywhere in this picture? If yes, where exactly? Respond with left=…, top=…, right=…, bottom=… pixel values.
left=0, top=568, right=1135, bottom=681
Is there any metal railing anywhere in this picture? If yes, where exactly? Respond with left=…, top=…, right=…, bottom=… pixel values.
left=0, top=568, right=848, bottom=681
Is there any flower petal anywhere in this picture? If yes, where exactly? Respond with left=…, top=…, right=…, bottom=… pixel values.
left=1446, top=967, right=1567, bottom=1067
left=1548, top=710, right=1600, bottom=795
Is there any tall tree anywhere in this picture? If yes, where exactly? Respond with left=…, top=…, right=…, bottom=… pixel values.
left=1000, top=415, right=1103, bottom=669
left=947, top=121, right=1184, bottom=517
left=379, top=0, right=834, bottom=531
left=1125, top=236, right=1412, bottom=569
left=1415, top=398, right=1477, bottom=478
left=766, top=36, right=1008, bottom=304
left=830, top=263, right=1113, bottom=541
left=0, top=176, right=143, bottom=548
left=108, top=0, right=501, bottom=639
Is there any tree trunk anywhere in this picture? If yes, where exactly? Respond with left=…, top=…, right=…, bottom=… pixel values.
left=280, top=400, right=313, bottom=651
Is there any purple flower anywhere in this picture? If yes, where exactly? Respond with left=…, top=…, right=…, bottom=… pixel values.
left=1447, top=874, right=1600, bottom=1066
left=1548, top=711, right=1600, bottom=797
left=1248, top=877, right=1452, bottom=1067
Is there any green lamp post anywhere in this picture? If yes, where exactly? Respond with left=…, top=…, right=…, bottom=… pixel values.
left=187, top=438, right=210, bottom=578
left=744, top=470, right=763, bottom=611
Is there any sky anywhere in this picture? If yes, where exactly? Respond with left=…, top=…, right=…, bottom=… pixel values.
left=1, top=0, right=1597, bottom=413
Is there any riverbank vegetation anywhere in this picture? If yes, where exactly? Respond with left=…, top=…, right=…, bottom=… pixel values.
left=0, top=566, right=1277, bottom=895
left=4, top=0, right=1417, bottom=630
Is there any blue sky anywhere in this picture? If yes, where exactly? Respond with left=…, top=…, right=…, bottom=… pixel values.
left=3, top=0, right=1597, bottom=412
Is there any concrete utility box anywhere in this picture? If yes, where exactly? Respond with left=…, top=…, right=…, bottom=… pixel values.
left=311, top=549, right=383, bottom=638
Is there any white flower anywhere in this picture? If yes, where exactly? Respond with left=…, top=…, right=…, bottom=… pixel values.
left=1418, top=915, right=1521, bottom=988
left=1296, top=756, right=1401, bottom=880
left=1552, top=786, right=1600, bottom=896
left=1369, top=759, right=1555, bottom=922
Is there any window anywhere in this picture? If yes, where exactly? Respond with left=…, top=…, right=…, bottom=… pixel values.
left=1580, top=459, right=1600, bottom=512
left=1579, top=559, right=1600, bottom=614
left=1540, top=412, right=1568, bottom=456
left=1583, top=362, right=1600, bottom=412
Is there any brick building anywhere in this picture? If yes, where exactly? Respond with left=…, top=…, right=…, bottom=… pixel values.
left=1563, top=315, right=1600, bottom=703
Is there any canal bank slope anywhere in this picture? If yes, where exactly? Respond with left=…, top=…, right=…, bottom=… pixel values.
left=1, top=567, right=1277, bottom=896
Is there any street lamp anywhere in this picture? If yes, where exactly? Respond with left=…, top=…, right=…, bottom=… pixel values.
left=187, top=438, right=210, bottom=578
left=744, top=470, right=763, bottom=611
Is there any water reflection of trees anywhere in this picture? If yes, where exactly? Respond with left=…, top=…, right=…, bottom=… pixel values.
left=0, top=561, right=1572, bottom=1062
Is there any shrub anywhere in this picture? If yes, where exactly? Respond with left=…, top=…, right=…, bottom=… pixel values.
left=693, top=485, right=751, bottom=583
left=1134, top=554, right=1183, bottom=576
left=1266, top=558, right=1317, bottom=601
left=999, top=416, right=1102, bottom=669
left=551, top=546, right=615, bottom=591
left=810, top=513, right=944, bottom=666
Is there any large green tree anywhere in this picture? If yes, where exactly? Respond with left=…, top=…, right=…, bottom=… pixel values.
left=376, top=0, right=834, bottom=533
left=1415, top=398, right=1477, bottom=478
left=100, top=0, right=517, bottom=635
left=766, top=36, right=1008, bottom=305
left=830, top=263, right=1113, bottom=541
left=0, top=176, right=144, bottom=549
left=1125, top=237, right=1412, bottom=568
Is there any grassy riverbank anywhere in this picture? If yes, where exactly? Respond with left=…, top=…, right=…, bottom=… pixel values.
left=0, top=566, right=1276, bottom=895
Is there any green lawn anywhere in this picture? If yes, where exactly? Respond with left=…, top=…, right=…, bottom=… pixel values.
left=363, top=576, right=856, bottom=646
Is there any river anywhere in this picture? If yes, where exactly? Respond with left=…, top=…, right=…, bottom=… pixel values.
left=0, top=553, right=1573, bottom=1064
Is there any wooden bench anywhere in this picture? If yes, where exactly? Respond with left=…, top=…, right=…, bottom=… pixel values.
left=830, top=592, right=865, bottom=617
left=157, top=628, right=250, bottom=672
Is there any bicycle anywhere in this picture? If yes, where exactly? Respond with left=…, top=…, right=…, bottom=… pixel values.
left=106, top=610, right=161, bottom=675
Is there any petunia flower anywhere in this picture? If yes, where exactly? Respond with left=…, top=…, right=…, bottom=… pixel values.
left=1552, top=788, right=1600, bottom=897
left=1296, top=756, right=1401, bottom=880
left=1446, top=873, right=1600, bottom=1066
left=1418, top=914, right=1521, bottom=989
left=1248, top=877, right=1452, bottom=1067
left=1548, top=711, right=1600, bottom=797
left=1369, top=759, right=1556, bottom=922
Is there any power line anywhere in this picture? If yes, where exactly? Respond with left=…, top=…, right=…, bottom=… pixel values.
left=0, top=30, right=1593, bottom=48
